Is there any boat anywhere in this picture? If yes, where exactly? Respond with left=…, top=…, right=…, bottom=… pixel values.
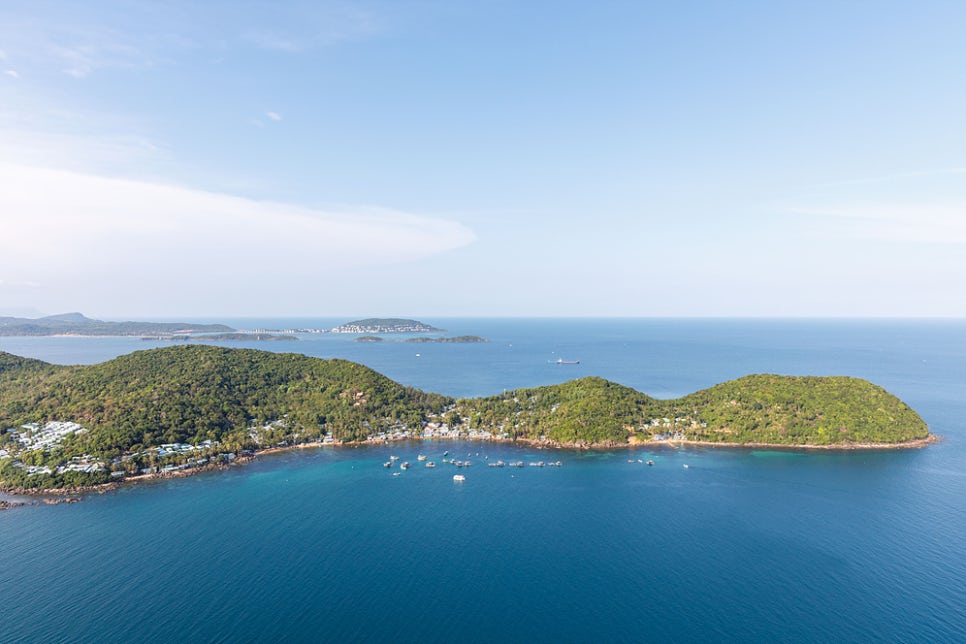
left=389, top=455, right=399, bottom=461
left=383, top=461, right=392, bottom=468
left=682, top=464, right=689, bottom=469
left=453, top=474, right=465, bottom=482
left=400, top=462, right=410, bottom=470
left=417, top=454, right=427, bottom=461
left=646, top=460, right=654, bottom=466
left=425, top=461, right=436, bottom=468
left=556, top=358, right=580, bottom=365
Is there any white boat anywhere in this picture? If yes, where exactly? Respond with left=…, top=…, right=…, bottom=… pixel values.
left=453, top=474, right=465, bottom=482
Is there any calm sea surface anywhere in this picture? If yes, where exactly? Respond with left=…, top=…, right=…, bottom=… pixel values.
left=2, top=319, right=965, bottom=642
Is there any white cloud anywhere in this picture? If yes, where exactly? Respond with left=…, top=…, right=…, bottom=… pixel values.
left=3, top=70, right=18, bottom=78
left=786, top=169, right=966, bottom=244
left=266, top=111, right=282, bottom=122
left=242, top=31, right=303, bottom=53
left=789, top=203, right=966, bottom=244
left=0, top=162, right=475, bottom=313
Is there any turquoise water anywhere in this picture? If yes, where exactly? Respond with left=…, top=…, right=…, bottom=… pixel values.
left=2, top=319, right=965, bottom=642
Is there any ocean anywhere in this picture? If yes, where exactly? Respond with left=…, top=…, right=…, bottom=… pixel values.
left=1, top=319, right=964, bottom=642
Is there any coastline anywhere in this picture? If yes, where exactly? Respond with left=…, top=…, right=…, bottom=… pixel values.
left=1, top=432, right=940, bottom=502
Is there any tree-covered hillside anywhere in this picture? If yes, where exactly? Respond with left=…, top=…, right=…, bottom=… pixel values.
left=458, top=377, right=662, bottom=444
left=458, top=374, right=929, bottom=447
left=665, top=374, right=929, bottom=445
left=0, top=347, right=932, bottom=490
left=0, top=345, right=449, bottom=460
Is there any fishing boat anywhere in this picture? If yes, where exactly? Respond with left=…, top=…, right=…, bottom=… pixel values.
left=453, top=474, right=465, bottom=482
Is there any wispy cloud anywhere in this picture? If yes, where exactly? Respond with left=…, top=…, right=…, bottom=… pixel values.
left=240, top=6, right=381, bottom=52
left=242, top=31, right=303, bottom=53
left=785, top=168, right=966, bottom=244
left=3, top=70, right=18, bottom=79
left=0, top=161, right=476, bottom=311
left=789, top=203, right=966, bottom=244
left=266, top=111, right=282, bottom=122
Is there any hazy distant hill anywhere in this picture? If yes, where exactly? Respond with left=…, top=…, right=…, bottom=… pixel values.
left=0, top=313, right=234, bottom=336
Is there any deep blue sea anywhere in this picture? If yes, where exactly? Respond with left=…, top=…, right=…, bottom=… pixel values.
left=2, top=319, right=965, bottom=642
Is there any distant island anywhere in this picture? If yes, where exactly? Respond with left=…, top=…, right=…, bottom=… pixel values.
left=0, top=345, right=935, bottom=492
left=331, top=318, right=444, bottom=333
left=146, top=333, right=298, bottom=342
left=0, top=313, right=233, bottom=337
left=356, top=335, right=489, bottom=343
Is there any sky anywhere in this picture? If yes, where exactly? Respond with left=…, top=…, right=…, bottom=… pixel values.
left=1, top=0, right=965, bottom=319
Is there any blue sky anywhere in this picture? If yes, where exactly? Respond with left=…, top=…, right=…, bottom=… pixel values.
left=1, top=1, right=965, bottom=318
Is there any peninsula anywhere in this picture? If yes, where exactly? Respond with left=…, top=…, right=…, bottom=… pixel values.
left=0, top=346, right=933, bottom=491
left=0, top=312, right=233, bottom=337
left=331, top=318, right=444, bottom=333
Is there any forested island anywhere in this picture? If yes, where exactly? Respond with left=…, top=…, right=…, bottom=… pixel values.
left=331, top=318, right=444, bottom=333
left=0, top=346, right=933, bottom=491
left=0, top=313, right=233, bottom=336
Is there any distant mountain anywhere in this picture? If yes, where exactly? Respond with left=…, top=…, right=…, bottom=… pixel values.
left=0, top=313, right=234, bottom=337
left=330, top=318, right=445, bottom=333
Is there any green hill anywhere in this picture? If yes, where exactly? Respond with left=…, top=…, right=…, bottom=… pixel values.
left=665, top=374, right=929, bottom=445
left=458, top=377, right=661, bottom=444
left=0, top=347, right=932, bottom=490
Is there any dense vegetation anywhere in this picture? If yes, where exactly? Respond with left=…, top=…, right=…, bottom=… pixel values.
left=0, top=346, right=449, bottom=488
left=0, top=347, right=931, bottom=489
left=458, top=377, right=661, bottom=444
left=665, top=374, right=929, bottom=445
left=457, top=375, right=929, bottom=446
